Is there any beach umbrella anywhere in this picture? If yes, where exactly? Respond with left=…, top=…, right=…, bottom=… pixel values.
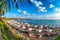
left=27, top=24, right=31, bottom=27
left=22, top=25, right=26, bottom=29
left=34, top=25, right=38, bottom=27
left=47, top=29, right=52, bottom=32
left=53, top=26, right=55, bottom=28
left=40, top=25, right=43, bottom=29
left=28, top=28, right=32, bottom=31
left=36, top=29, right=42, bottom=32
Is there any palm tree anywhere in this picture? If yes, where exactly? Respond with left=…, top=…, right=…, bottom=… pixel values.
left=0, top=0, right=32, bottom=20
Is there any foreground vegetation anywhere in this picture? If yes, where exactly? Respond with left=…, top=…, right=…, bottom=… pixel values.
left=55, top=35, right=60, bottom=40
left=0, top=20, right=22, bottom=40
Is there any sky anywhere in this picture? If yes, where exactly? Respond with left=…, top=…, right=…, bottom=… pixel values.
left=4, top=0, right=60, bottom=19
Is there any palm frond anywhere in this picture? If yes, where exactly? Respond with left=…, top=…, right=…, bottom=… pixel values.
left=28, top=0, right=32, bottom=4
left=20, top=0, right=24, bottom=6
left=2, top=10, right=5, bottom=15
left=12, top=0, right=14, bottom=8
left=0, top=10, right=5, bottom=16
left=0, top=0, right=32, bottom=16
left=15, top=3, right=18, bottom=9
left=14, top=0, right=17, bottom=4
left=0, top=1, right=5, bottom=15
left=8, top=0, right=10, bottom=11
left=14, top=0, right=18, bottom=9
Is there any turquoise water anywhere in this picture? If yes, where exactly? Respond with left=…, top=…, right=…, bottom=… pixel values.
left=17, top=20, right=60, bottom=27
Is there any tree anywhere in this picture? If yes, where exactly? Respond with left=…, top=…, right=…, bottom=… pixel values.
left=0, top=0, right=32, bottom=18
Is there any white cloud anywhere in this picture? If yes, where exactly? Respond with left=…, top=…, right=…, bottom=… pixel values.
left=39, top=14, right=60, bottom=19
left=30, top=0, right=47, bottom=13
left=38, top=6, right=42, bottom=8
left=17, top=9, right=31, bottom=16
left=23, top=11, right=27, bottom=15
left=30, top=0, right=43, bottom=7
left=38, top=1, right=43, bottom=5
left=38, top=7, right=47, bottom=12
left=55, top=13, right=60, bottom=17
left=45, top=10, right=47, bottom=12
left=17, top=9, right=28, bottom=15
left=42, top=7, right=46, bottom=9
left=49, top=4, right=55, bottom=8
left=54, top=8, right=60, bottom=17
left=42, top=8, right=60, bottom=19
left=55, top=8, right=60, bottom=13
left=34, top=1, right=43, bottom=7
left=17, top=9, right=22, bottom=12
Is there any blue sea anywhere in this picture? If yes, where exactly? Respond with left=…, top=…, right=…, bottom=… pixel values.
left=17, top=19, right=60, bottom=27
